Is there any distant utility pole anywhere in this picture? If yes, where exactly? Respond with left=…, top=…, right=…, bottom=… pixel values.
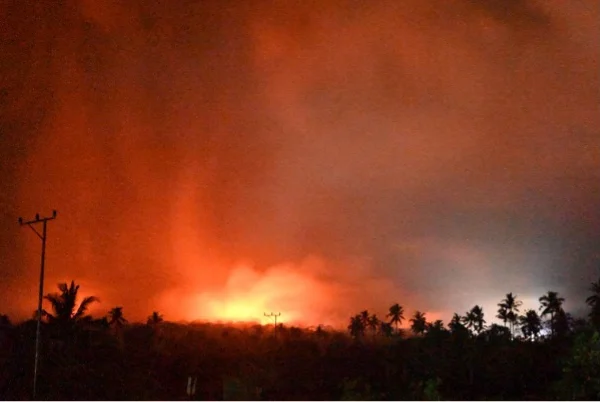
left=264, top=312, right=281, bottom=328
left=19, top=210, right=57, bottom=400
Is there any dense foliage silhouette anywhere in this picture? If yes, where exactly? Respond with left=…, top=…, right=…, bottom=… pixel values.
left=1, top=278, right=600, bottom=400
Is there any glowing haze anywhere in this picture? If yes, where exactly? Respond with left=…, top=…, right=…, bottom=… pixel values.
left=1, top=1, right=598, bottom=327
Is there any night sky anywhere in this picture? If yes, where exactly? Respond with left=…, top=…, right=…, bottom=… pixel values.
left=1, top=0, right=598, bottom=327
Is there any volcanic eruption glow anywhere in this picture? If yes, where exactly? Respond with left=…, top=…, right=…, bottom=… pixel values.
left=0, top=1, right=598, bottom=327
left=159, top=258, right=359, bottom=326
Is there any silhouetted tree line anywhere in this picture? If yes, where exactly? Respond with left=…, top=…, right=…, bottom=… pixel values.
left=1, top=277, right=600, bottom=400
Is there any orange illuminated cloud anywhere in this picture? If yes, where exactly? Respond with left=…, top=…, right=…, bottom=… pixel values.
left=159, top=260, right=338, bottom=326
left=2, top=0, right=598, bottom=326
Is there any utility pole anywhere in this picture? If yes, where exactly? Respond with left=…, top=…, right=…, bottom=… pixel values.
left=264, top=312, right=281, bottom=328
left=19, top=210, right=57, bottom=400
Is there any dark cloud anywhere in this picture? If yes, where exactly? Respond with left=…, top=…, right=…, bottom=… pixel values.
left=1, top=0, right=598, bottom=324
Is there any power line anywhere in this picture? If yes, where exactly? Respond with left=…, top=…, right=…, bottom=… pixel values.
left=19, top=210, right=57, bottom=400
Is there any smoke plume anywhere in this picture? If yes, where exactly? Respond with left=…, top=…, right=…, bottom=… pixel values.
left=1, top=0, right=598, bottom=326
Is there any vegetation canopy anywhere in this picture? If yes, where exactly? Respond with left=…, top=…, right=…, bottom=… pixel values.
left=1, top=278, right=599, bottom=400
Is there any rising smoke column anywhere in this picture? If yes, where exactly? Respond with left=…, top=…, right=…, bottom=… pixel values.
left=1, top=0, right=598, bottom=324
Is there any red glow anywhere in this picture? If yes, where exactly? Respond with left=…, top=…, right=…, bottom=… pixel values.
left=1, top=1, right=598, bottom=328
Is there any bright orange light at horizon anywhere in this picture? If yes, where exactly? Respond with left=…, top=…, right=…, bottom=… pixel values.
left=204, top=297, right=281, bottom=325
left=3, top=0, right=597, bottom=326
left=158, top=259, right=341, bottom=326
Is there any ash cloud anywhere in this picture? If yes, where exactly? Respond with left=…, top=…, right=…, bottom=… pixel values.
left=1, top=0, right=598, bottom=324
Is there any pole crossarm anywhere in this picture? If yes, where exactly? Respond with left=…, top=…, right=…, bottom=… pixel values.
left=264, top=312, right=282, bottom=326
left=18, top=210, right=57, bottom=228
left=20, top=216, right=57, bottom=225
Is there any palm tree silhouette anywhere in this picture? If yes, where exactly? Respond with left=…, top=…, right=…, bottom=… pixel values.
left=497, top=292, right=522, bottom=338
left=348, top=314, right=365, bottom=338
left=586, top=278, right=600, bottom=309
left=43, top=280, right=98, bottom=331
left=553, top=308, right=571, bottom=337
left=410, top=311, right=427, bottom=335
left=519, top=309, right=542, bottom=341
left=538, top=291, right=564, bottom=337
left=378, top=322, right=393, bottom=337
left=387, top=303, right=405, bottom=333
left=108, top=306, right=128, bottom=346
left=496, top=307, right=509, bottom=328
left=367, top=314, right=380, bottom=336
left=463, top=305, right=486, bottom=335
left=359, top=310, right=370, bottom=328
left=426, top=320, right=445, bottom=335
left=585, top=278, right=600, bottom=329
left=448, top=313, right=466, bottom=334
left=147, top=311, right=164, bottom=327
left=108, top=307, right=127, bottom=329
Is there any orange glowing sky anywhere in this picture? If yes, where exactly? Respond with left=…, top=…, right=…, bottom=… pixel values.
left=1, top=0, right=599, bottom=328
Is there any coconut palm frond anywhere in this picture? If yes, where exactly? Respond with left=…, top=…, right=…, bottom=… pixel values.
left=73, top=296, right=100, bottom=320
